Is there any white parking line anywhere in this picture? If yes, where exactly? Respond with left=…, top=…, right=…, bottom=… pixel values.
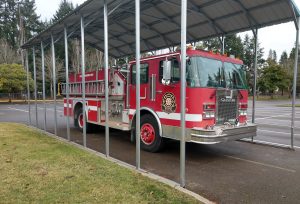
left=8, top=107, right=63, bottom=113
left=223, top=154, right=296, bottom=173
left=8, top=107, right=28, bottom=113
left=256, top=113, right=291, bottom=120
left=245, top=139, right=300, bottom=150
left=258, top=129, right=300, bottom=136
left=256, top=122, right=291, bottom=128
left=37, top=107, right=63, bottom=113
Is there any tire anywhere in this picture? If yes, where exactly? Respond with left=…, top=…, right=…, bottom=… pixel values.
left=139, top=114, right=164, bottom=152
left=74, top=107, right=92, bottom=133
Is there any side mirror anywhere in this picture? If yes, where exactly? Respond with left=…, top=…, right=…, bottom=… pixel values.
left=162, top=60, right=171, bottom=85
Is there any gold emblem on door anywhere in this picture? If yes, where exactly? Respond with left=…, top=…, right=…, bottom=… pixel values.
left=162, top=92, right=176, bottom=114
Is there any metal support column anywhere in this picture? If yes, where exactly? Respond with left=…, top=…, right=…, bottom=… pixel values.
left=32, top=47, right=38, bottom=127
left=222, top=35, right=225, bottom=55
left=41, top=41, right=47, bottom=131
left=51, top=35, right=58, bottom=136
left=180, top=0, right=187, bottom=188
left=104, top=0, right=110, bottom=157
left=291, top=17, right=299, bottom=149
left=252, top=29, right=258, bottom=124
left=64, top=27, right=71, bottom=141
left=135, top=0, right=141, bottom=170
left=81, top=16, right=87, bottom=147
left=126, top=57, right=130, bottom=109
left=25, top=50, right=31, bottom=125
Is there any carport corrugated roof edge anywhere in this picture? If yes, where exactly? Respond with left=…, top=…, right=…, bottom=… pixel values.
left=22, top=0, right=300, bottom=59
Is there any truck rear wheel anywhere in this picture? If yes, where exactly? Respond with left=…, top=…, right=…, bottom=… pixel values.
left=74, top=107, right=92, bottom=133
left=140, top=114, right=164, bottom=152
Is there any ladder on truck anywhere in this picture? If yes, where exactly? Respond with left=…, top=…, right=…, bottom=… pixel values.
left=61, top=80, right=105, bottom=96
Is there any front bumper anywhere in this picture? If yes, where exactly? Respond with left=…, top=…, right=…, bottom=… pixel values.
left=190, top=123, right=257, bottom=144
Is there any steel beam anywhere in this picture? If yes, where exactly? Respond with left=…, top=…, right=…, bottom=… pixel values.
left=104, top=0, right=110, bottom=157
left=51, top=35, right=58, bottom=136
left=81, top=16, right=87, bottom=147
left=25, top=50, right=31, bottom=125
left=41, top=41, right=47, bottom=131
left=135, top=0, right=141, bottom=170
left=180, top=0, right=187, bottom=188
left=64, top=27, right=71, bottom=141
left=291, top=17, right=299, bottom=149
left=32, top=47, right=38, bottom=128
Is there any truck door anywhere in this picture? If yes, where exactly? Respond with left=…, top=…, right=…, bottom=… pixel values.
left=153, top=57, right=181, bottom=115
left=129, top=63, right=150, bottom=109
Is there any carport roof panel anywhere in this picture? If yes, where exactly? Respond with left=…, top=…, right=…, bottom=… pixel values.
left=22, top=0, right=300, bottom=58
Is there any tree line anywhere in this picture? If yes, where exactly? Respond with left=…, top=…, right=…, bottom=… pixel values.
left=0, top=0, right=299, bottom=99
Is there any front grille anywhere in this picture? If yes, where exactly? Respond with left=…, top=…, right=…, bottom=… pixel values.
left=216, top=89, right=238, bottom=125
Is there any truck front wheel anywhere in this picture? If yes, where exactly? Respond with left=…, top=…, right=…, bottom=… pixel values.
left=74, top=107, right=92, bottom=133
left=140, top=114, right=164, bottom=152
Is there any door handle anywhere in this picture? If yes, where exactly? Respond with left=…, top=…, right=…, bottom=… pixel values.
left=156, top=90, right=163, bottom=94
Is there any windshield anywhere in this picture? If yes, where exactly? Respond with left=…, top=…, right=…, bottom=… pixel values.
left=186, top=56, right=247, bottom=89
left=224, top=62, right=247, bottom=89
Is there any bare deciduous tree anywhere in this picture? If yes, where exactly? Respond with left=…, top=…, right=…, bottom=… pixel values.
left=43, top=50, right=63, bottom=98
left=0, top=39, right=20, bottom=64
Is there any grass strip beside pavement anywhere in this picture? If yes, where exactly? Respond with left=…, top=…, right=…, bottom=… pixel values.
left=0, top=123, right=201, bottom=204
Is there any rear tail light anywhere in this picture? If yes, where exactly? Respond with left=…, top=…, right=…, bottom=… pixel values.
left=239, top=103, right=248, bottom=116
left=203, top=103, right=215, bottom=119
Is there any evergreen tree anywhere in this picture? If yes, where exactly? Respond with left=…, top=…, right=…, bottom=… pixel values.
left=279, top=51, right=288, bottom=65
left=0, top=0, right=42, bottom=48
left=52, top=0, right=74, bottom=23
left=0, top=0, right=18, bottom=47
left=243, top=34, right=265, bottom=70
left=19, top=0, right=44, bottom=42
left=224, top=34, right=244, bottom=59
left=201, top=38, right=221, bottom=52
left=272, top=50, right=277, bottom=62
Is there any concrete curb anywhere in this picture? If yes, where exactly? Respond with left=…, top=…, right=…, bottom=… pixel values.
left=26, top=125, right=214, bottom=204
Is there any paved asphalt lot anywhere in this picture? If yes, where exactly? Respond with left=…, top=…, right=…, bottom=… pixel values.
left=1, top=100, right=300, bottom=203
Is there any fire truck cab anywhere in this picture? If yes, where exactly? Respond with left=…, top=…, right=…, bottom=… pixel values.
left=62, top=49, right=257, bottom=152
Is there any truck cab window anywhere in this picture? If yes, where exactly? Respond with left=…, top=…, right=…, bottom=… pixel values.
left=159, top=59, right=180, bottom=83
left=131, top=63, right=149, bottom=84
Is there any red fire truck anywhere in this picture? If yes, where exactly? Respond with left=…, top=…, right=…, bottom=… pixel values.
left=62, top=48, right=257, bottom=152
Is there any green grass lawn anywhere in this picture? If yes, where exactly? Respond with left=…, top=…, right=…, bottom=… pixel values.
left=0, top=123, right=200, bottom=204
left=249, top=95, right=293, bottom=101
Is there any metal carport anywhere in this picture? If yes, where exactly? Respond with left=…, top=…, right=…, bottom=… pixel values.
left=22, top=0, right=300, bottom=187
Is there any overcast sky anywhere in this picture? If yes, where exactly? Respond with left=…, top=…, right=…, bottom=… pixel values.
left=35, top=0, right=300, bottom=60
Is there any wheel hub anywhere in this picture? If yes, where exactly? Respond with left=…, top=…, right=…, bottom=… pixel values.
left=141, top=123, right=155, bottom=145
left=78, top=113, right=84, bottom=128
